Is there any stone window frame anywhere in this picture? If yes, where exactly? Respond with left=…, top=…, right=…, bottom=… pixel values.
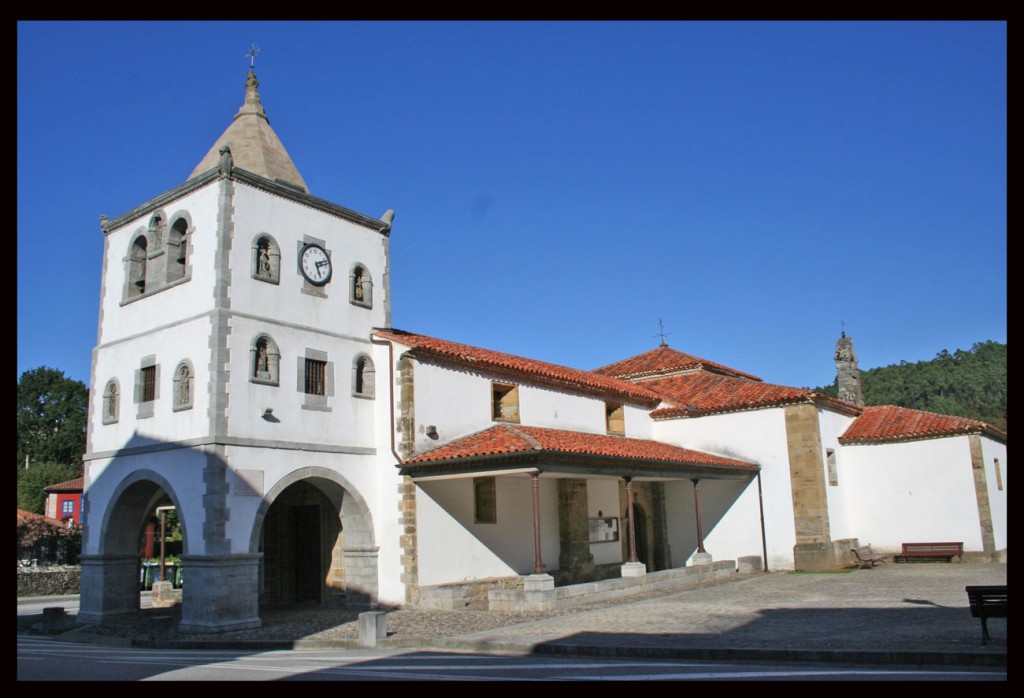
left=164, top=211, right=194, bottom=284
left=826, top=448, right=839, bottom=486
left=298, top=348, right=333, bottom=411
left=252, top=233, right=282, bottom=285
left=172, top=359, right=195, bottom=412
left=994, top=457, right=1003, bottom=491
left=250, top=334, right=281, bottom=387
left=491, top=382, right=520, bottom=423
left=124, top=230, right=149, bottom=300
left=121, top=208, right=193, bottom=304
left=605, top=401, right=625, bottom=436
left=349, top=262, right=373, bottom=308
left=352, top=353, right=375, bottom=399
left=135, top=355, right=159, bottom=419
left=474, top=476, right=497, bottom=524
left=102, top=378, right=120, bottom=425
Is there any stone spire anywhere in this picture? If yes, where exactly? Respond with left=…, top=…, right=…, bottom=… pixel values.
left=834, top=330, right=865, bottom=407
left=189, top=67, right=309, bottom=192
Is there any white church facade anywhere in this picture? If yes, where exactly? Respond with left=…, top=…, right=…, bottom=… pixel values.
left=79, top=68, right=1007, bottom=632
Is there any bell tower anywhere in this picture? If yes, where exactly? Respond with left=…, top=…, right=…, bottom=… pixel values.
left=834, top=329, right=865, bottom=407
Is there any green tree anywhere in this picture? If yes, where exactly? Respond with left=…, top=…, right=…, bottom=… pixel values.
left=17, top=367, right=88, bottom=469
left=17, top=461, right=81, bottom=514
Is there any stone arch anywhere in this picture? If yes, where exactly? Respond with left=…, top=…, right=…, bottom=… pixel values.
left=250, top=467, right=379, bottom=607
left=94, top=469, right=190, bottom=556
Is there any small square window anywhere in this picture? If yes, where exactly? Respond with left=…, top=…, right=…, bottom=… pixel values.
left=994, top=458, right=1003, bottom=491
left=62, top=500, right=75, bottom=515
left=305, top=358, right=327, bottom=396
left=474, top=477, right=497, bottom=524
left=492, top=383, right=519, bottom=423
left=606, top=402, right=625, bottom=435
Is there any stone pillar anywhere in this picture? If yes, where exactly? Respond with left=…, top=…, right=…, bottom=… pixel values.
left=651, top=481, right=672, bottom=571
left=178, top=554, right=261, bottom=634
left=77, top=554, right=140, bottom=624
left=343, top=546, right=381, bottom=608
left=398, top=477, right=419, bottom=605
left=968, top=435, right=996, bottom=554
left=557, top=478, right=594, bottom=584
left=785, top=403, right=836, bottom=571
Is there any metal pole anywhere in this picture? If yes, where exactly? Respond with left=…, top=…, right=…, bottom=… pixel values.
left=531, top=472, right=544, bottom=574
left=159, top=509, right=166, bottom=582
left=625, top=477, right=638, bottom=563
left=692, top=479, right=705, bottom=554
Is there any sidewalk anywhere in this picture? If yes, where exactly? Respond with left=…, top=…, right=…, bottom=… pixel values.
left=22, top=562, right=1006, bottom=667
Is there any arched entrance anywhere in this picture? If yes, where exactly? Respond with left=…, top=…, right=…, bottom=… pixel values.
left=251, top=468, right=379, bottom=609
left=78, top=471, right=188, bottom=623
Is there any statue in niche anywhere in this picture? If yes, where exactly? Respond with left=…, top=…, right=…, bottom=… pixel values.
left=177, top=365, right=190, bottom=405
left=353, top=268, right=365, bottom=301
left=258, top=242, right=271, bottom=274
left=256, top=341, right=269, bottom=376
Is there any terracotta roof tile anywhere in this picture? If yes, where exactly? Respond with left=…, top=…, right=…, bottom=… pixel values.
left=404, top=423, right=757, bottom=470
left=373, top=329, right=662, bottom=405
left=643, top=372, right=818, bottom=417
left=839, top=405, right=1007, bottom=444
left=592, top=345, right=762, bottom=382
left=43, top=477, right=84, bottom=492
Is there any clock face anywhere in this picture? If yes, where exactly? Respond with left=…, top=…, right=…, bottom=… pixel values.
left=300, top=244, right=332, bottom=286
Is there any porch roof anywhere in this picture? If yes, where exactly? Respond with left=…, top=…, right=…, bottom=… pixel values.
left=398, top=424, right=759, bottom=481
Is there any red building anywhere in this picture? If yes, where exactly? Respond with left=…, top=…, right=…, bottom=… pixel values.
left=43, top=477, right=83, bottom=526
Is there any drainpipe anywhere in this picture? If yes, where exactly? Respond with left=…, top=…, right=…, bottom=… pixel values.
left=757, top=471, right=768, bottom=573
left=370, top=333, right=403, bottom=465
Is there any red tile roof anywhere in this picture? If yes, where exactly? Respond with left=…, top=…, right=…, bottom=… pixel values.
left=404, top=423, right=757, bottom=471
left=592, top=345, right=762, bottom=382
left=642, top=372, right=848, bottom=418
left=17, top=509, right=65, bottom=527
left=373, top=328, right=663, bottom=405
left=839, top=405, right=1007, bottom=444
left=43, top=477, right=83, bottom=492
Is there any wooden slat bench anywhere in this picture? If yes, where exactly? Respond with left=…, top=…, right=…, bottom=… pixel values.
left=896, top=541, right=964, bottom=563
left=965, top=585, right=1007, bottom=644
left=851, top=545, right=886, bottom=569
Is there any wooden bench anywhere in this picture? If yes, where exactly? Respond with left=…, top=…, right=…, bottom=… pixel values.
left=851, top=545, right=886, bottom=569
left=965, top=585, right=1006, bottom=644
left=896, top=542, right=964, bottom=563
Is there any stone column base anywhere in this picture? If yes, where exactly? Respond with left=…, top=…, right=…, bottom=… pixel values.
left=620, top=561, right=647, bottom=578
left=178, top=554, right=262, bottom=634
left=524, top=573, right=555, bottom=591
left=77, top=554, right=141, bottom=624
left=793, top=542, right=837, bottom=571
left=691, top=551, right=713, bottom=566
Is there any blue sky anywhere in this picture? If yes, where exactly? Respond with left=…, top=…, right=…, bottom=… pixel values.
left=18, top=21, right=1006, bottom=393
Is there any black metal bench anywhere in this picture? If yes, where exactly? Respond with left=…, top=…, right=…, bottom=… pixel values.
left=897, top=541, right=964, bottom=563
left=965, top=585, right=1007, bottom=644
left=851, top=545, right=886, bottom=569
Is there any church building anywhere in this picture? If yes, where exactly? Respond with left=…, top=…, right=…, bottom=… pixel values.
left=79, top=67, right=1007, bottom=633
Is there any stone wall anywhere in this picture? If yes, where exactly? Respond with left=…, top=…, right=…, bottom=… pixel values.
left=17, top=565, right=81, bottom=597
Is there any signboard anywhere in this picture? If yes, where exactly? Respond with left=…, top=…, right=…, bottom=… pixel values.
left=588, top=516, right=619, bottom=543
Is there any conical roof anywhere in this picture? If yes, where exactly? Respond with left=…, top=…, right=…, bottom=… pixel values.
left=189, top=69, right=309, bottom=192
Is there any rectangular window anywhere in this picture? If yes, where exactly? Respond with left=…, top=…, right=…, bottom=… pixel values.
left=492, top=383, right=520, bottom=423
left=606, top=402, right=625, bottom=435
left=826, top=449, right=838, bottom=486
left=994, top=458, right=1003, bottom=491
left=141, top=365, right=157, bottom=402
left=474, top=477, right=497, bottom=524
left=62, top=500, right=75, bottom=515
left=305, top=358, right=327, bottom=396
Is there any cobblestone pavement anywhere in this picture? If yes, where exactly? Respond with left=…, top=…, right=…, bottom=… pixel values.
left=26, top=562, right=1006, bottom=666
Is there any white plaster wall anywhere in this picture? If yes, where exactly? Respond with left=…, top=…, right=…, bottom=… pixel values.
left=587, top=479, right=624, bottom=565
left=228, top=185, right=388, bottom=333
left=224, top=316, right=377, bottom=446
left=980, top=437, right=1007, bottom=551
left=817, top=408, right=858, bottom=541
left=403, top=358, right=652, bottom=456
left=88, top=317, right=214, bottom=455
left=840, top=436, right=984, bottom=553
left=664, top=477, right=762, bottom=567
left=653, top=408, right=797, bottom=570
left=99, top=183, right=222, bottom=345
left=82, top=448, right=209, bottom=557
left=416, top=476, right=560, bottom=586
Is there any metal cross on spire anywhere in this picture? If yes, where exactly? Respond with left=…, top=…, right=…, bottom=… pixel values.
left=246, top=43, right=261, bottom=70
left=655, top=319, right=671, bottom=347
left=841, top=320, right=846, bottom=338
